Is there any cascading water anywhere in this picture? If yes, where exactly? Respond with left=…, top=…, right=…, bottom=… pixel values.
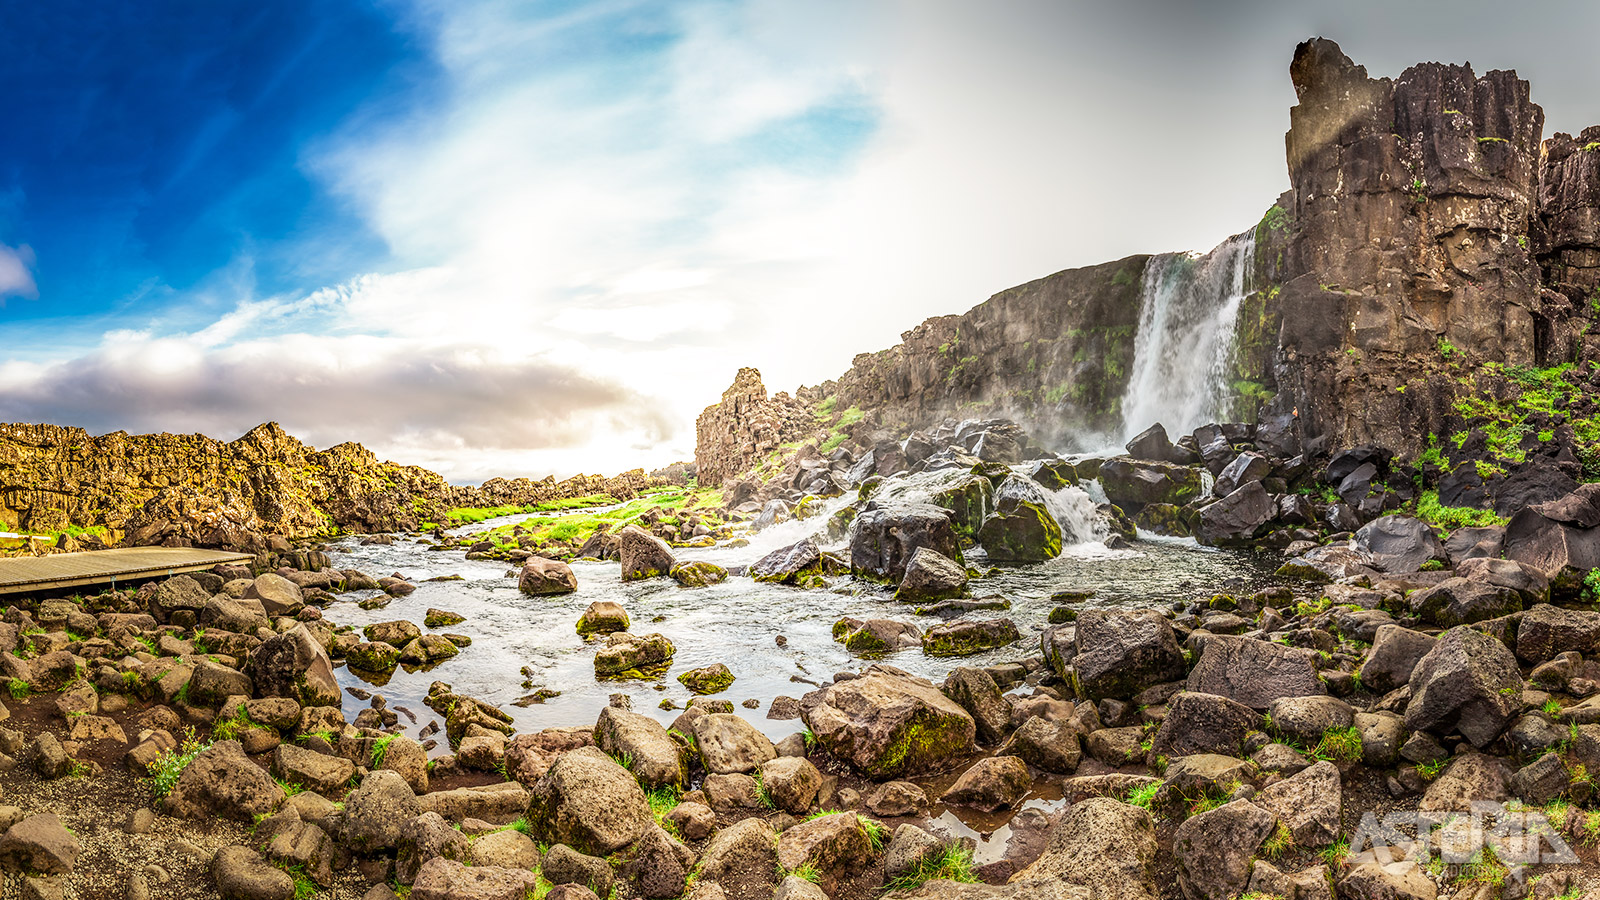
left=1039, top=484, right=1109, bottom=545
left=1120, top=232, right=1256, bottom=441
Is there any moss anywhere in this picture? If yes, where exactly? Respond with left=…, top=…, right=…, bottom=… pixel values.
left=863, top=710, right=970, bottom=779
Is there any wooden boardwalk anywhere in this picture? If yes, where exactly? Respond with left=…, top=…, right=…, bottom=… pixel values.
left=0, top=547, right=255, bottom=596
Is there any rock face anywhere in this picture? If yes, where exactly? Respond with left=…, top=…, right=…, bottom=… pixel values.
left=694, top=368, right=819, bottom=488
left=800, top=665, right=976, bottom=778
left=0, top=420, right=663, bottom=544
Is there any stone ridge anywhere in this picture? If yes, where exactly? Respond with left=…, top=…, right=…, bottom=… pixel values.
left=693, top=368, right=820, bottom=487
left=0, top=420, right=660, bottom=550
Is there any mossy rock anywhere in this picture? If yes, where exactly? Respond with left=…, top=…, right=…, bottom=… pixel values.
left=669, top=561, right=728, bottom=588
left=931, top=476, right=994, bottom=538
left=1047, top=607, right=1077, bottom=624
left=677, top=664, right=735, bottom=695
left=921, top=618, right=1020, bottom=657
left=594, top=633, right=675, bottom=678
left=345, top=642, right=400, bottom=673
left=976, top=501, right=1062, bottom=563
left=424, top=608, right=465, bottom=628
left=1050, top=589, right=1095, bottom=604
left=1132, top=502, right=1191, bottom=537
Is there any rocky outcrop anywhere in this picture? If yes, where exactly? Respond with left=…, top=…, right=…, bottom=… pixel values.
left=0, top=420, right=664, bottom=549
left=694, top=368, right=820, bottom=488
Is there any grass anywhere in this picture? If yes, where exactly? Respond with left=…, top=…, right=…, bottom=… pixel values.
left=645, top=785, right=681, bottom=826
left=477, top=487, right=726, bottom=552
left=1311, top=726, right=1363, bottom=763
left=370, top=733, right=397, bottom=769
left=211, top=707, right=254, bottom=742
left=278, top=863, right=317, bottom=900
left=1416, top=758, right=1449, bottom=780
left=883, top=844, right=980, bottom=891
left=7, top=680, right=31, bottom=700
left=1321, top=836, right=1349, bottom=868
left=149, top=728, right=212, bottom=800
left=1261, top=821, right=1295, bottom=859
left=858, top=815, right=889, bottom=854
left=1124, top=782, right=1160, bottom=810
left=783, top=864, right=821, bottom=884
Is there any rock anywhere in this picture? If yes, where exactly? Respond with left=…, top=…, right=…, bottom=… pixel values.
left=895, top=547, right=969, bottom=602
left=1504, top=504, right=1600, bottom=584
left=1456, top=556, right=1550, bottom=604
left=1354, top=515, right=1447, bottom=573
left=1196, top=482, right=1274, bottom=547
left=1099, top=458, right=1203, bottom=508
left=775, top=812, right=874, bottom=879
left=410, top=857, right=539, bottom=900
left=1002, top=716, right=1081, bottom=774
left=882, top=824, right=944, bottom=881
left=1171, top=800, right=1276, bottom=900
left=424, top=608, right=465, bottom=628
left=942, top=667, right=1013, bottom=746
left=346, top=641, right=401, bottom=672
left=1072, top=609, right=1187, bottom=701
left=201, top=596, right=270, bottom=634
left=594, top=632, right=674, bottom=677
left=210, top=846, right=293, bottom=900
left=1214, top=452, right=1271, bottom=497
left=760, top=756, right=822, bottom=815
left=344, top=770, right=420, bottom=854
left=865, top=781, right=928, bottom=817
left=1408, top=577, right=1522, bottom=627
left=616, top=826, right=693, bottom=898
left=1255, top=760, right=1340, bottom=847
left=1009, top=797, right=1157, bottom=898
left=595, top=707, right=685, bottom=789
left=1419, top=753, right=1509, bottom=812
left=146, top=575, right=211, bottom=622
left=519, top=557, right=579, bottom=595
left=1150, top=692, right=1259, bottom=758
left=1267, top=696, right=1354, bottom=745
left=800, top=665, right=976, bottom=778
left=669, top=561, right=728, bottom=587
left=1361, top=625, right=1437, bottom=694
left=1511, top=751, right=1570, bottom=804
left=976, top=498, right=1062, bottom=563
left=837, top=618, right=923, bottom=654
left=940, top=756, right=1031, bottom=812
left=1337, top=861, right=1437, bottom=900
left=751, top=539, right=823, bottom=584
left=28, top=733, right=71, bottom=780
left=1405, top=626, right=1523, bottom=748
left=525, top=746, right=654, bottom=855
left=774, top=876, right=827, bottom=900
left=396, top=812, right=471, bottom=885
left=1186, top=635, right=1325, bottom=709
left=574, top=601, right=629, bottom=637
left=693, top=713, right=776, bottom=775
left=468, top=830, right=539, bottom=870
left=0, top=814, right=78, bottom=875
left=365, top=620, right=422, bottom=647
left=163, top=740, right=286, bottom=822
left=246, top=624, right=340, bottom=708
left=272, top=743, right=354, bottom=796
left=922, top=618, right=1020, bottom=657
left=1516, top=603, right=1600, bottom=663
left=664, top=801, right=716, bottom=841
left=619, top=525, right=676, bottom=581
left=851, top=504, right=964, bottom=581
left=243, top=574, right=305, bottom=617
left=697, top=818, right=777, bottom=889
left=1355, top=712, right=1405, bottom=768
left=678, top=664, right=735, bottom=695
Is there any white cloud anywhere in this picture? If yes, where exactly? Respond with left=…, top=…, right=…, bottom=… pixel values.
left=0, top=244, right=37, bottom=300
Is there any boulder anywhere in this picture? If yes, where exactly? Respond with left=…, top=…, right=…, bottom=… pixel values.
left=365, top=620, right=422, bottom=648
left=1186, top=635, right=1325, bottom=710
left=346, top=641, right=401, bottom=672
left=1150, top=692, right=1259, bottom=758
left=410, top=857, right=539, bottom=900
left=246, top=624, right=340, bottom=708
left=1504, top=505, right=1600, bottom=583
left=1515, top=603, right=1600, bottom=663
left=851, top=504, right=964, bottom=581
left=1214, top=452, right=1271, bottom=497
left=273, top=743, right=355, bottom=796
left=1002, top=717, right=1081, bottom=774
left=396, top=812, right=471, bottom=885
left=693, top=713, right=776, bottom=775
left=750, top=540, right=823, bottom=584
left=0, top=814, right=78, bottom=876
left=163, top=740, right=286, bottom=822
left=594, top=633, right=674, bottom=677
left=836, top=618, right=923, bottom=655
left=1009, top=797, right=1157, bottom=898
left=619, top=525, right=675, bottom=581
left=1457, top=556, right=1550, bottom=604
left=677, top=664, right=734, bottom=695
left=1071, top=609, right=1186, bottom=701
left=1196, top=482, right=1274, bottom=547
left=940, top=756, right=1031, bottom=812
left=922, top=619, right=1020, bottom=657
left=1267, top=696, right=1354, bottom=745
left=774, top=812, right=874, bottom=880
left=243, top=574, right=305, bottom=617
left=187, top=659, right=253, bottom=707
left=1408, top=577, right=1522, bottom=627
left=576, top=601, right=629, bottom=637
left=759, top=757, right=822, bottom=815
left=1419, top=753, right=1509, bottom=812
left=895, top=547, right=969, bottom=602
left=1254, top=760, right=1340, bottom=847
left=519, top=557, right=579, bottom=595
left=211, top=846, right=294, bottom=900
left=541, top=844, right=614, bottom=895
left=344, top=770, right=420, bottom=854
left=942, top=667, right=1012, bottom=746
left=1171, top=800, right=1276, bottom=900
left=525, top=746, right=655, bottom=856
left=1354, top=515, right=1447, bottom=573
left=1361, top=625, right=1437, bottom=694
left=1405, top=626, right=1523, bottom=748
left=976, top=499, right=1062, bottom=563
left=800, top=665, right=976, bottom=778
left=1099, top=458, right=1204, bottom=508
left=669, top=561, right=728, bottom=587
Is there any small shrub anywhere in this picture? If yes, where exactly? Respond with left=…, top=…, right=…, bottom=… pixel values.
left=149, top=728, right=213, bottom=800
left=883, top=843, right=980, bottom=891
left=1312, top=726, right=1363, bottom=763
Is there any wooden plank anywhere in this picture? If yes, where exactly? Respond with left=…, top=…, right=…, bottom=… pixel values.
left=0, top=547, right=255, bottom=595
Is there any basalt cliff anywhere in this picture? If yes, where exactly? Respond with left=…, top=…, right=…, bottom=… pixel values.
left=696, top=39, right=1600, bottom=500
left=0, top=421, right=659, bottom=552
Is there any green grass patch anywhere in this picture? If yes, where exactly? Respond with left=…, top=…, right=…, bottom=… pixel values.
left=149, top=728, right=212, bottom=800
left=1414, top=490, right=1508, bottom=529
left=883, top=844, right=980, bottom=891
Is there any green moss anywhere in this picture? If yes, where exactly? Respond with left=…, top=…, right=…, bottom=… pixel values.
left=1414, top=490, right=1508, bottom=529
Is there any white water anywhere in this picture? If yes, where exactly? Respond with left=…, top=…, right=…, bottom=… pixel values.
left=1120, top=232, right=1256, bottom=442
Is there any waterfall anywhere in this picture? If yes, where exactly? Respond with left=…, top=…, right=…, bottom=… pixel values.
left=1040, top=484, right=1109, bottom=545
left=1120, top=232, right=1255, bottom=442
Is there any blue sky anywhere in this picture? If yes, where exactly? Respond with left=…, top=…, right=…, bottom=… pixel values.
left=2, top=0, right=1598, bottom=482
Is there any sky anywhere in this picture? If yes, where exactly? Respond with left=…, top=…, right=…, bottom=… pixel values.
left=3, top=0, right=1599, bottom=484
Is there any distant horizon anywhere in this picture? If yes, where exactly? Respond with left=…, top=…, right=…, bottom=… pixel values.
left=4, top=1, right=1599, bottom=484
